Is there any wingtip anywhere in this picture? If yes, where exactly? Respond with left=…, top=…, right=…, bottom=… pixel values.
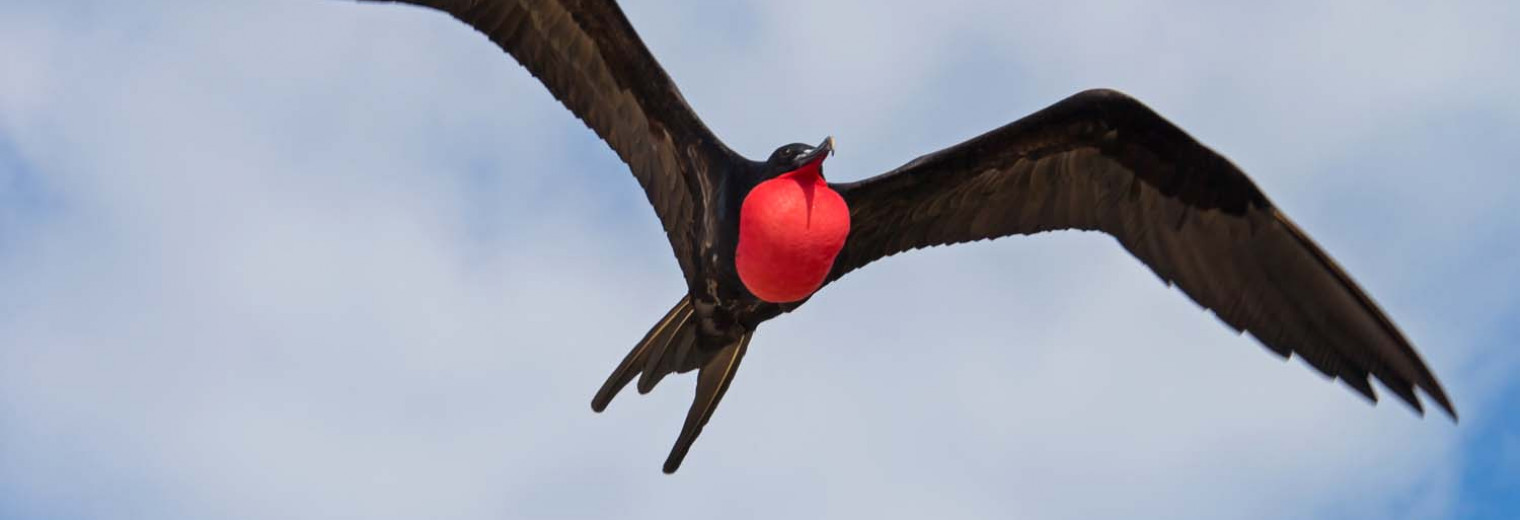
left=1432, top=393, right=1459, bottom=423
left=1392, top=382, right=1460, bottom=424
left=1412, top=377, right=1458, bottom=423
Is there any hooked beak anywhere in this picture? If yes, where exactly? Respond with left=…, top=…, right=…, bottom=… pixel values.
left=797, top=136, right=835, bottom=168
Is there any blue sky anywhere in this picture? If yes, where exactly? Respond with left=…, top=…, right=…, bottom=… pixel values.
left=0, top=0, right=1516, bottom=518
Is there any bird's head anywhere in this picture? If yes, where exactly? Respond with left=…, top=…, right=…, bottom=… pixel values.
left=736, top=137, right=850, bottom=303
left=762, top=137, right=835, bottom=181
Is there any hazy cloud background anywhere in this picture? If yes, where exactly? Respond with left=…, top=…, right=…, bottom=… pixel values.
left=1, top=0, right=1516, bottom=518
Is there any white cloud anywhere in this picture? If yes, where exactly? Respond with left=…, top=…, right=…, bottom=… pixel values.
left=1, top=0, right=1515, bottom=518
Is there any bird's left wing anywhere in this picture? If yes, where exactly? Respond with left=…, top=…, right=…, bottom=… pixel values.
left=354, top=0, right=743, bottom=281
left=826, top=89, right=1454, bottom=418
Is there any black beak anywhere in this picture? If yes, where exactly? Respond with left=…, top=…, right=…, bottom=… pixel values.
left=797, top=136, right=834, bottom=167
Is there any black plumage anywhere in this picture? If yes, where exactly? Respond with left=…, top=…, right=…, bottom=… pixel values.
left=352, top=0, right=1455, bottom=473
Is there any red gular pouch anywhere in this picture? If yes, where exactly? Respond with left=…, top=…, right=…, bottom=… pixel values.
left=735, top=161, right=851, bottom=303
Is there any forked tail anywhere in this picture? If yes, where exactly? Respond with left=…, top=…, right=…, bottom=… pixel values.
left=590, top=296, right=753, bottom=473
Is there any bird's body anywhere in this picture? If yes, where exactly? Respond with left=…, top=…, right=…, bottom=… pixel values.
left=634, top=142, right=841, bottom=350
left=353, top=0, right=1455, bottom=473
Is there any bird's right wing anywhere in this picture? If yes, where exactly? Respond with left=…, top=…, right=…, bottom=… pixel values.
left=355, top=0, right=742, bottom=280
left=827, top=89, right=1454, bottom=419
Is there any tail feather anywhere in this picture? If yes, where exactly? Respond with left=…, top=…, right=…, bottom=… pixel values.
left=637, top=311, right=696, bottom=393
left=590, top=297, right=691, bottom=412
left=590, top=296, right=756, bottom=473
left=671, top=326, right=701, bottom=373
left=662, top=332, right=752, bottom=474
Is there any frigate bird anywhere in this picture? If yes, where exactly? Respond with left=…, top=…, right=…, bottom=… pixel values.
left=352, top=0, right=1456, bottom=473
